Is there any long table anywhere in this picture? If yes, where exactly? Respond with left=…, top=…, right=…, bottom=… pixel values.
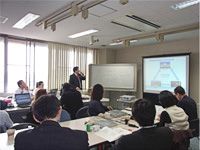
left=0, top=113, right=137, bottom=150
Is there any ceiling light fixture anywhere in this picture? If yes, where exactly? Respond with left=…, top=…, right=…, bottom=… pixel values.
left=171, top=0, right=200, bottom=10
left=68, top=29, right=98, bottom=38
left=13, top=13, right=40, bottom=29
left=0, top=16, right=8, bottom=24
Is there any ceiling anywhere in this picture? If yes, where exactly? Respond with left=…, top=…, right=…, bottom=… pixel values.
left=0, top=0, right=199, bottom=48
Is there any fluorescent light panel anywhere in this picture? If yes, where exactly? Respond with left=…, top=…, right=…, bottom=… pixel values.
left=171, top=0, right=200, bottom=10
left=13, top=13, right=40, bottom=29
left=68, top=29, right=98, bottom=38
left=109, top=40, right=137, bottom=46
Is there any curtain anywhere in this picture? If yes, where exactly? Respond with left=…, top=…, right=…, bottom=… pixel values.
left=48, top=42, right=98, bottom=91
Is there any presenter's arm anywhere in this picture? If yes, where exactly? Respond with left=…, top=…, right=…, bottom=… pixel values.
left=79, top=72, right=86, bottom=80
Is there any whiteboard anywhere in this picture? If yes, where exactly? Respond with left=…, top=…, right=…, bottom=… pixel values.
left=89, top=64, right=137, bottom=91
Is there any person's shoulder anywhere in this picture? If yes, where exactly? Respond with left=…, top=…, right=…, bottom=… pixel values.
left=15, top=129, right=33, bottom=139
left=62, top=127, right=88, bottom=138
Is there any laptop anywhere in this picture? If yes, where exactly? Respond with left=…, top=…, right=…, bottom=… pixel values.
left=15, top=93, right=31, bottom=107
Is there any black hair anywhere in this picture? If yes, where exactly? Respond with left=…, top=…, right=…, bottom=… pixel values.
left=73, top=66, right=79, bottom=72
left=132, top=99, right=156, bottom=127
left=159, top=90, right=176, bottom=108
left=36, top=81, right=43, bottom=88
left=62, top=82, right=74, bottom=93
left=174, top=86, right=185, bottom=95
left=91, top=84, right=104, bottom=101
left=17, top=80, right=23, bottom=87
left=32, top=95, right=60, bottom=122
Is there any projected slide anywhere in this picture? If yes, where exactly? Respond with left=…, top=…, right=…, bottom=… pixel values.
left=143, top=55, right=189, bottom=94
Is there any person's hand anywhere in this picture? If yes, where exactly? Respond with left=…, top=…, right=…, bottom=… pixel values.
left=76, top=87, right=81, bottom=91
left=107, top=106, right=113, bottom=110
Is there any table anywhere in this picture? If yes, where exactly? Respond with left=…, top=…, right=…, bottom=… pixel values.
left=0, top=113, right=137, bottom=150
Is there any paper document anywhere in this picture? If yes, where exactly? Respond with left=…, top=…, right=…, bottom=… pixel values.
left=95, top=127, right=131, bottom=142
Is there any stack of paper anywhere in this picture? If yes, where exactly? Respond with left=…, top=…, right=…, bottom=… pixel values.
left=95, top=127, right=131, bottom=142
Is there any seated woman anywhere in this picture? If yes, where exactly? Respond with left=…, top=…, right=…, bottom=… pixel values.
left=0, top=110, right=13, bottom=133
left=88, top=84, right=110, bottom=116
left=115, top=99, right=173, bottom=150
left=158, top=90, right=189, bottom=130
left=25, top=89, right=47, bottom=125
left=60, top=83, right=83, bottom=119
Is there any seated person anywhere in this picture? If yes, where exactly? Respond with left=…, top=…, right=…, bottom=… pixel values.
left=0, top=110, right=13, bottom=133
left=158, top=90, right=189, bottom=130
left=115, top=99, right=173, bottom=150
left=33, top=81, right=44, bottom=96
left=14, top=95, right=89, bottom=150
left=174, top=86, right=198, bottom=122
left=25, top=89, right=47, bottom=125
left=88, top=84, right=111, bottom=116
left=15, top=80, right=30, bottom=94
left=60, top=83, right=83, bottom=119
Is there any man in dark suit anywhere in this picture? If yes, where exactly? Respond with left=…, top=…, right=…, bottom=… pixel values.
left=174, top=86, right=198, bottom=121
left=69, top=66, right=86, bottom=90
left=115, top=99, right=173, bottom=150
left=14, top=95, right=89, bottom=150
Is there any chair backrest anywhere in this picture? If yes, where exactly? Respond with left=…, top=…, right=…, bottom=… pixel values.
left=75, top=106, right=89, bottom=119
left=189, top=118, right=199, bottom=138
left=11, top=123, right=37, bottom=130
left=60, top=110, right=71, bottom=122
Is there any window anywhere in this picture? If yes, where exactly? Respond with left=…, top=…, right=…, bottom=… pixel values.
left=0, top=37, right=4, bottom=92
left=34, top=43, right=48, bottom=89
left=7, top=39, right=27, bottom=93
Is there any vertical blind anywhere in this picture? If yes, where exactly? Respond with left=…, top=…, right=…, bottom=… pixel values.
left=48, top=43, right=98, bottom=91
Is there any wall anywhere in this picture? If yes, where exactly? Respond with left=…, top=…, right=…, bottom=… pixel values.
left=114, top=37, right=199, bottom=107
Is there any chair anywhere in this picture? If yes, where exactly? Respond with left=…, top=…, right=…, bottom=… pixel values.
left=11, top=123, right=37, bottom=130
left=189, top=118, right=199, bottom=138
left=75, top=106, right=90, bottom=119
left=172, top=129, right=193, bottom=150
left=60, top=110, right=71, bottom=122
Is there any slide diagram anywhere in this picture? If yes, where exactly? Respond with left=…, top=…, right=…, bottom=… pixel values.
left=151, top=61, right=181, bottom=88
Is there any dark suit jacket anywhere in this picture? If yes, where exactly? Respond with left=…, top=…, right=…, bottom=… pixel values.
left=115, top=127, right=173, bottom=150
left=14, top=120, right=89, bottom=150
left=60, top=90, right=83, bottom=119
left=69, top=73, right=85, bottom=89
left=177, top=95, right=197, bottom=121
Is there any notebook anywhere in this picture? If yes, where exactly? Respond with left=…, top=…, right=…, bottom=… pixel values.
left=15, top=93, right=31, bottom=107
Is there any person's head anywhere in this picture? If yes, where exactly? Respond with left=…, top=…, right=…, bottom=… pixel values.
left=17, top=80, right=28, bottom=90
left=159, top=90, right=176, bottom=108
left=73, top=66, right=79, bottom=74
left=32, top=95, right=61, bottom=123
left=36, top=81, right=44, bottom=89
left=62, top=82, right=73, bottom=93
left=91, top=84, right=104, bottom=101
left=35, top=89, right=47, bottom=101
left=132, top=99, right=156, bottom=127
left=174, top=86, right=186, bottom=101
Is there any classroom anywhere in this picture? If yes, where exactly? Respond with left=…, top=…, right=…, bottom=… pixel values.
left=0, top=0, right=199, bottom=150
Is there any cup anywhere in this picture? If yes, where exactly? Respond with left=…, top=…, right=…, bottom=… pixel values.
left=7, top=129, right=16, bottom=145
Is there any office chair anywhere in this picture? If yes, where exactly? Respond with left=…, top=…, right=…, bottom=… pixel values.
left=189, top=118, right=199, bottom=138
left=11, top=123, right=37, bottom=130
left=60, top=110, right=71, bottom=122
left=75, top=106, right=90, bottom=119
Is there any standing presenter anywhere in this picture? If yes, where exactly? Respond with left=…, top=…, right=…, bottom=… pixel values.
left=69, top=66, right=86, bottom=90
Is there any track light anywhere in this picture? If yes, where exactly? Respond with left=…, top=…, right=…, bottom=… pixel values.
left=120, top=0, right=129, bottom=5
left=51, top=24, right=56, bottom=32
left=71, top=3, right=79, bottom=16
left=123, top=40, right=130, bottom=47
left=155, top=34, right=164, bottom=42
left=82, top=9, right=89, bottom=19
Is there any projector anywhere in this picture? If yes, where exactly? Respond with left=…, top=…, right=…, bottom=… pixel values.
left=120, top=95, right=135, bottom=101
